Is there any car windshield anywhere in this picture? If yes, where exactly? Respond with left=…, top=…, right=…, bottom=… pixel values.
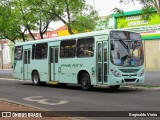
left=110, top=31, right=144, bottom=67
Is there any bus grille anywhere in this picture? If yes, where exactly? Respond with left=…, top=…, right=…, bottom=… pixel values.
left=124, top=79, right=136, bottom=82
left=119, top=69, right=139, bottom=73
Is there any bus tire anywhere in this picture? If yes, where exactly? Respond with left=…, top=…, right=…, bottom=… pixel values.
left=80, top=72, right=92, bottom=91
left=109, top=85, right=120, bottom=90
left=32, top=71, right=40, bottom=86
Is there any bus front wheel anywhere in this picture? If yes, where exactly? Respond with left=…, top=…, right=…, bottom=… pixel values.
left=32, top=71, right=40, bottom=86
left=80, top=72, right=92, bottom=91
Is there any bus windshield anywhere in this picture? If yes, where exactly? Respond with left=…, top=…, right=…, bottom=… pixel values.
left=110, top=31, right=144, bottom=67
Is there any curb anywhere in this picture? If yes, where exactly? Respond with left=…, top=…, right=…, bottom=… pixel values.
left=123, top=85, right=160, bottom=90
left=0, top=78, right=18, bottom=81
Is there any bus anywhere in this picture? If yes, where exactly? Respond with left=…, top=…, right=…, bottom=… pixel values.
left=13, top=29, right=144, bottom=90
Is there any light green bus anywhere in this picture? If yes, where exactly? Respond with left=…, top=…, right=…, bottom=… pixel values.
left=13, top=30, right=144, bottom=90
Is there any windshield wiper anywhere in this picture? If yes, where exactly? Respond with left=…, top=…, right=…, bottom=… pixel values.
left=119, top=39, right=128, bottom=49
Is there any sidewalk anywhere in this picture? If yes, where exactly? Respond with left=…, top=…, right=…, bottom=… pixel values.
left=0, top=99, right=73, bottom=120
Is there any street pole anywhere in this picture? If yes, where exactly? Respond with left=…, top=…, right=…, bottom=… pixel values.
left=0, top=44, right=3, bottom=69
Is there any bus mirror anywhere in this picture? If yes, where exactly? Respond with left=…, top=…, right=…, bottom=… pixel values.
left=133, top=41, right=142, bottom=50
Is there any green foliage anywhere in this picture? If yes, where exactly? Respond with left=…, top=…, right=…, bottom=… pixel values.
left=95, top=16, right=113, bottom=30
left=71, top=15, right=97, bottom=33
left=112, top=7, right=124, bottom=15
left=0, top=0, right=98, bottom=43
left=29, top=0, right=98, bottom=34
left=0, top=2, right=22, bottom=43
left=118, top=0, right=160, bottom=17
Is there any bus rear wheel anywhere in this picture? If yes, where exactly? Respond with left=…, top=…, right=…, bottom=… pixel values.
left=32, top=71, right=40, bottom=86
left=80, top=72, right=92, bottom=91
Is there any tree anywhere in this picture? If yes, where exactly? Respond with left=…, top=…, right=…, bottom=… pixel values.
left=32, top=0, right=98, bottom=34
left=0, top=0, right=98, bottom=43
left=119, top=0, right=160, bottom=17
left=95, top=15, right=114, bottom=30
left=25, top=0, right=57, bottom=39
left=0, top=0, right=57, bottom=42
left=71, top=10, right=98, bottom=33
left=11, top=0, right=56, bottom=40
left=0, top=1, right=24, bottom=43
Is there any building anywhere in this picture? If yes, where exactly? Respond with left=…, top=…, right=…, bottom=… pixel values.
left=29, top=25, right=68, bottom=40
left=0, top=40, right=13, bottom=69
left=112, top=10, right=160, bottom=70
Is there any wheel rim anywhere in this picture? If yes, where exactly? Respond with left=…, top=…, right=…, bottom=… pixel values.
left=33, top=74, right=38, bottom=84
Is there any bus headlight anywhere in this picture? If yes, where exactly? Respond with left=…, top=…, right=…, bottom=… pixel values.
left=111, top=69, right=121, bottom=77
left=138, top=69, right=144, bottom=77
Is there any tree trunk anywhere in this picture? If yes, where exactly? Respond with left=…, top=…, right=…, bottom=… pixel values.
left=153, top=0, right=160, bottom=16
left=26, top=24, right=35, bottom=40
left=21, top=33, right=26, bottom=42
left=64, top=0, right=73, bottom=34
left=40, top=32, right=43, bottom=39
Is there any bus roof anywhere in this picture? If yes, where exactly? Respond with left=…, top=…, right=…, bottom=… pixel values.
left=15, top=29, right=136, bottom=46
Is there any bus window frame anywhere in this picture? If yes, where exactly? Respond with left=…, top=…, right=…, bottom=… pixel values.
left=77, top=37, right=95, bottom=58
left=60, top=39, right=76, bottom=58
left=35, top=43, right=48, bottom=60
left=14, top=46, right=23, bottom=61
left=32, top=44, right=35, bottom=60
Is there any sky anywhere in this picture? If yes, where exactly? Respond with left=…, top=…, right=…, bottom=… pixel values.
left=86, top=0, right=142, bottom=16
left=50, top=0, right=143, bottom=30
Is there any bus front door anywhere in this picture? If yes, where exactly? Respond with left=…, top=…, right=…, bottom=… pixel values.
left=49, top=46, right=59, bottom=81
left=23, top=49, right=30, bottom=80
left=97, top=41, right=108, bottom=84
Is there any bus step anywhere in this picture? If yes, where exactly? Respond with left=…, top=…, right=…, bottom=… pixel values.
left=48, top=81, right=59, bottom=85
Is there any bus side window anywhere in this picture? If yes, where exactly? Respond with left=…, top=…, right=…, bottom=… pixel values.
left=24, top=51, right=27, bottom=64
left=32, top=44, right=35, bottom=59
left=35, top=43, right=48, bottom=59
left=77, top=37, right=94, bottom=57
left=55, top=48, right=58, bottom=63
left=14, top=46, right=23, bottom=60
left=28, top=50, right=30, bottom=64
left=60, top=40, right=76, bottom=58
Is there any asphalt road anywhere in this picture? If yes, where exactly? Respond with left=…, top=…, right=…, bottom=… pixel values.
left=0, top=79, right=160, bottom=119
left=0, top=70, right=13, bottom=75
left=145, top=71, right=160, bottom=86
left=0, top=70, right=160, bottom=119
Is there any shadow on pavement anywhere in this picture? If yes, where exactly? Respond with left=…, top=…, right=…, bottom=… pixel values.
left=18, top=81, right=142, bottom=94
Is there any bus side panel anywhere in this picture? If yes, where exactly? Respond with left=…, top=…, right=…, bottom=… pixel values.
left=13, top=46, right=24, bottom=80
left=58, top=57, right=97, bottom=85
left=58, top=59, right=75, bottom=83
left=13, top=60, right=23, bottom=79
left=30, top=59, right=49, bottom=82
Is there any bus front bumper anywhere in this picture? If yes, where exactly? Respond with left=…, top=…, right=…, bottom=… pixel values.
left=108, top=74, right=145, bottom=86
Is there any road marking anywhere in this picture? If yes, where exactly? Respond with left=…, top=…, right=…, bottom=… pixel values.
left=23, top=96, right=69, bottom=106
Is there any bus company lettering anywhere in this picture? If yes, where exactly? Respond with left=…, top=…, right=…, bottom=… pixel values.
left=61, top=64, right=83, bottom=68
